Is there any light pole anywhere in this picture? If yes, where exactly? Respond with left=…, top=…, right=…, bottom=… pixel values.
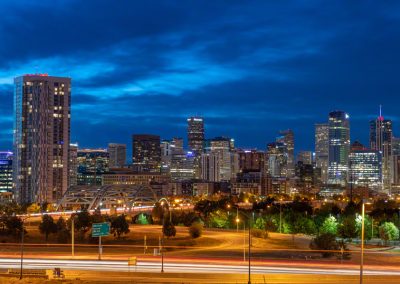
left=160, top=199, right=171, bottom=273
left=279, top=200, right=283, bottom=234
left=360, top=202, right=365, bottom=284
left=20, top=215, right=32, bottom=280
left=236, top=207, right=239, bottom=232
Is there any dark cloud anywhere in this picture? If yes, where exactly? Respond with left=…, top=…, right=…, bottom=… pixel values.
left=1, top=1, right=400, bottom=154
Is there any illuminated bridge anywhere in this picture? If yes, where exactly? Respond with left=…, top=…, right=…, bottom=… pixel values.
left=57, top=184, right=158, bottom=211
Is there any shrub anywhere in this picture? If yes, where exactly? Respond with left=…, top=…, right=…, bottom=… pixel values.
left=379, top=222, right=399, bottom=245
left=163, top=221, right=176, bottom=238
left=251, top=228, right=268, bottom=239
left=189, top=222, right=203, bottom=239
left=310, top=233, right=339, bottom=258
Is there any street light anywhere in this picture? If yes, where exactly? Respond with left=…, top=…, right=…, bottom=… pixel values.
left=159, top=198, right=171, bottom=273
left=20, top=215, right=33, bottom=280
left=360, top=200, right=371, bottom=284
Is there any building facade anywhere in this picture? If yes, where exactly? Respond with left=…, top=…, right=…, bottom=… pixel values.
left=108, top=143, right=126, bottom=168
left=77, top=148, right=109, bottom=186
left=276, top=130, right=295, bottom=178
left=132, top=134, right=161, bottom=173
left=327, top=111, right=350, bottom=186
left=315, top=123, right=329, bottom=184
left=0, top=151, right=13, bottom=192
left=69, top=144, right=78, bottom=187
left=13, top=75, right=71, bottom=204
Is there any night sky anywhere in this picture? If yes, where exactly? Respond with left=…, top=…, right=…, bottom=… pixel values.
left=1, top=1, right=400, bottom=158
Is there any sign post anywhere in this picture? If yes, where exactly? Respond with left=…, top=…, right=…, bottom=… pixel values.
left=92, top=222, right=110, bottom=260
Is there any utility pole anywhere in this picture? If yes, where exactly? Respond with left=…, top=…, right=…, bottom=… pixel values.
left=360, top=202, right=365, bottom=284
left=71, top=216, right=75, bottom=257
left=248, top=217, right=251, bottom=284
left=19, top=220, right=25, bottom=280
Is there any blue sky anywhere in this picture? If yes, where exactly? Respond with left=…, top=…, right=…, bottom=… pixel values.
left=1, top=0, right=400, bottom=157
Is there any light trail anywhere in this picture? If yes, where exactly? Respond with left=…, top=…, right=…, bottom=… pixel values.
left=0, top=258, right=399, bottom=276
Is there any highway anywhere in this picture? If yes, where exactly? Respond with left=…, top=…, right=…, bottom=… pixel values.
left=1, top=258, right=400, bottom=276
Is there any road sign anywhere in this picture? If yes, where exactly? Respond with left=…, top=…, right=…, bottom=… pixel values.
left=92, top=222, right=110, bottom=237
left=128, top=257, right=137, bottom=266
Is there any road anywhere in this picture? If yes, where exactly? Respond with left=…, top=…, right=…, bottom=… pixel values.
left=1, top=257, right=400, bottom=276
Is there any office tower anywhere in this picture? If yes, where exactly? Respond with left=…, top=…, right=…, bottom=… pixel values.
left=108, top=143, right=126, bottom=168
left=276, top=130, right=294, bottom=178
left=13, top=75, right=71, bottom=204
left=236, top=149, right=265, bottom=173
left=170, top=151, right=195, bottom=181
left=392, top=137, right=400, bottom=186
left=187, top=117, right=204, bottom=154
left=295, top=161, right=314, bottom=194
left=0, top=151, right=13, bottom=192
left=315, top=123, right=329, bottom=184
left=200, top=152, right=219, bottom=182
left=207, top=137, right=233, bottom=181
left=348, top=141, right=382, bottom=190
left=328, top=110, right=350, bottom=186
left=77, top=148, right=109, bottom=186
left=132, top=134, right=161, bottom=172
left=69, top=144, right=78, bottom=187
left=296, top=151, right=313, bottom=165
left=370, top=107, right=393, bottom=191
left=266, top=142, right=288, bottom=178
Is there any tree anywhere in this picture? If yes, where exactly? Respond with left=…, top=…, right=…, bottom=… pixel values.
left=136, top=213, right=150, bottom=225
left=208, top=210, right=230, bottom=228
left=5, top=216, right=24, bottom=238
left=39, top=214, right=57, bottom=242
left=254, top=217, right=266, bottom=230
left=320, top=216, right=338, bottom=236
left=310, top=233, right=339, bottom=258
left=355, top=214, right=372, bottom=241
left=338, top=215, right=357, bottom=240
left=379, top=222, right=399, bottom=245
left=74, top=209, right=92, bottom=240
left=110, top=215, right=130, bottom=239
left=189, top=222, right=203, bottom=239
left=152, top=202, right=164, bottom=225
left=56, top=217, right=70, bottom=243
left=27, top=203, right=41, bottom=214
left=163, top=220, right=176, bottom=238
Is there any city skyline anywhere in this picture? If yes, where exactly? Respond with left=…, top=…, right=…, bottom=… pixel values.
left=1, top=1, right=400, bottom=153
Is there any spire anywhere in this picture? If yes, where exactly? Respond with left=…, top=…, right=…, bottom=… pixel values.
left=378, top=104, right=384, bottom=121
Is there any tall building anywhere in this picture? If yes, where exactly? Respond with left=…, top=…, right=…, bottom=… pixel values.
left=13, top=75, right=71, bottom=204
left=187, top=117, right=204, bottom=154
left=328, top=110, right=350, bottom=186
left=200, top=152, right=219, bottom=182
left=132, top=134, right=161, bottom=172
left=276, top=130, right=295, bottom=178
left=69, top=144, right=78, bottom=187
left=187, top=117, right=204, bottom=178
left=266, top=142, right=288, bottom=178
left=108, top=143, right=126, bottom=168
left=77, top=148, right=109, bottom=186
left=0, top=151, right=13, bottom=192
left=206, top=137, right=234, bottom=181
left=236, top=149, right=265, bottom=173
left=296, top=151, right=313, bottom=165
left=315, top=123, right=329, bottom=184
left=348, top=141, right=382, bottom=190
left=170, top=151, right=195, bottom=181
left=369, top=107, right=392, bottom=192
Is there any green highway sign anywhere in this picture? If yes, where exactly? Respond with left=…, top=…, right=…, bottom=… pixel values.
left=92, top=222, right=110, bottom=237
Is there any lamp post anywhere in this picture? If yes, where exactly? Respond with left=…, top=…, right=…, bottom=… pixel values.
left=160, top=199, right=171, bottom=273
left=20, top=215, right=32, bottom=280
left=360, top=202, right=365, bottom=284
left=279, top=199, right=283, bottom=234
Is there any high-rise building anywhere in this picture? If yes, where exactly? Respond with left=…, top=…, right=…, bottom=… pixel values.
left=187, top=117, right=204, bottom=154
left=13, top=74, right=71, bottom=204
left=296, top=151, right=313, bottom=165
left=328, top=110, right=350, bottom=186
left=132, top=134, right=161, bottom=172
left=315, top=123, right=329, bottom=184
left=236, top=149, right=265, bottom=173
left=108, top=143, right=126, bottom=168
left=170, top=151, right=195, bottom=181
left=206, top=137, right=234, bottom=181
left=369, top=107, right=392, bottom=192
left=266, top=142, right=288, bottom=178
left=200, top=152, right=219, bottom=182
left=69, top=144, right=78, bottom=187
left=0, top=151, right=13, bottom=192
left=77, top=148, right=109, bottom=186
left=187, top=117, right=204, bottom=179
left=276, top=130, right=295, bottom=178
left=348, top=141, right=382, bottom=190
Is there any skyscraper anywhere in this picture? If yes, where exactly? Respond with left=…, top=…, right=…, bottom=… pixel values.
left=0, top=151, right=13, bottom=192
left=315, top=123, right=329, bottom=184
left=69, top=144, right=78, bottom=187
left=348, top=141, right=382, bottom=190
left=369, top=107, right=392, bottom=192
left=187, top=117, right=204, bottom=178
left=328, top=110, right=350, bottom=186
left=296, top=151, right=313, bottom=165
left=13, top=74, right=71, bottom=204
left=266, top=142, right=288, bottom=178
left=132, top=134, right=161, bottom=172
left=276, top=130, right=294, bottom=178
left=77, top=148, right=109, bottom=186
left=108, top=143, right=126, bottom=168
left=187, top=117, right=204, bottom=154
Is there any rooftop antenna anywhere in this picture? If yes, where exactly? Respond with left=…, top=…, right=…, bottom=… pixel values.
left=379, top=104, right=382, bottom=117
